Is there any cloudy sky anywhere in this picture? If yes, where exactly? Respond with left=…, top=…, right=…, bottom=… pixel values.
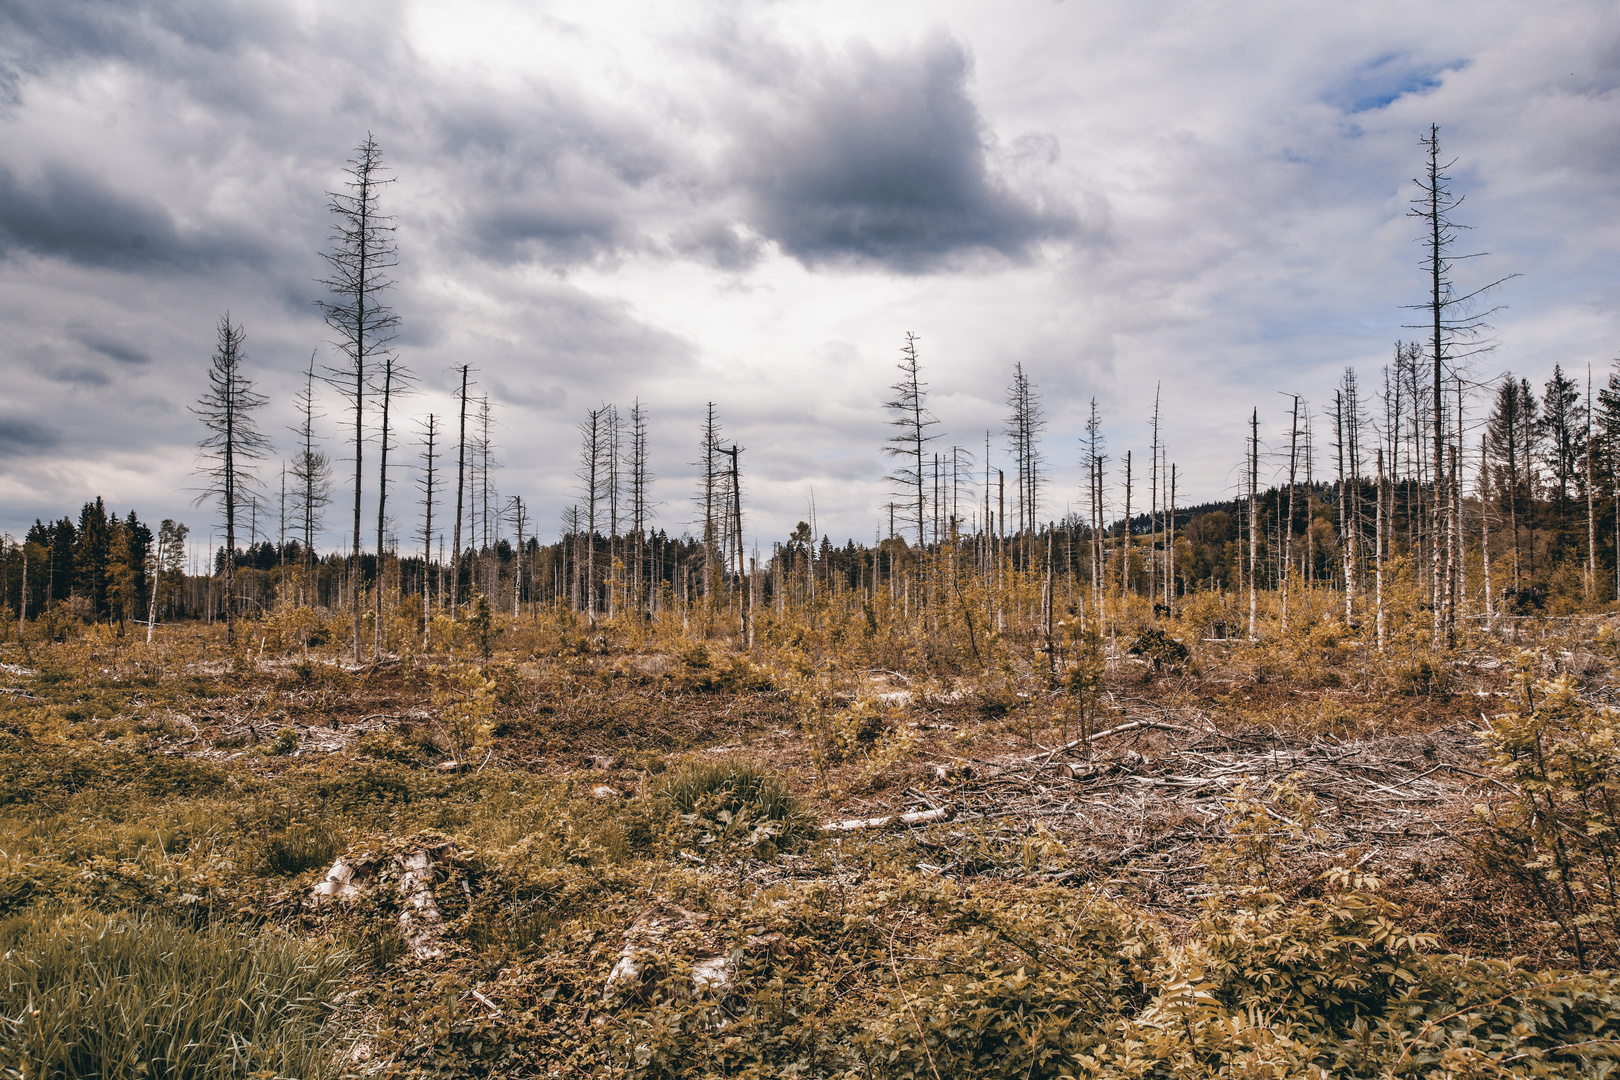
left=2, top=0, right=1618, bottom=558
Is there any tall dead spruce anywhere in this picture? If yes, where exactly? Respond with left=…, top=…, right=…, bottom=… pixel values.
left=1407, top=124, right=1513, bottom=646
left=885, top=332, right=940, bottom=552
left=192, top=314, right=268, bottom=647
left=317, top=135, right=400, bottom=663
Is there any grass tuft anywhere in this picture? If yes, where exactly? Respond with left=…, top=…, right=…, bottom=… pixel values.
left=0, top=910, right=351, bottom=1078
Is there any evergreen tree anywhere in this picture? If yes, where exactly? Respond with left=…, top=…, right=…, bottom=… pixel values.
left=157, top=520, right=190, bottom=619
left=1542, top=364, right=1585, bottom=531
left=107, top=511, right=152, bottom=635
left=48, top=519, right=74, bottom=604
left=1487, top=376, right=1526, bottom=587
left=73, top=499, right=111, bottom=619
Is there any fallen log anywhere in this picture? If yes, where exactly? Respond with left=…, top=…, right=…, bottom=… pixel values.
left=823, top=806, right=954, bottom=833
left=397, top=848, right=445, bottom=960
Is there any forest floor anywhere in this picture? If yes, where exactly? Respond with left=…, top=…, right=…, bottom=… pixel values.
left=3, top=618, right=1616, bottom=1077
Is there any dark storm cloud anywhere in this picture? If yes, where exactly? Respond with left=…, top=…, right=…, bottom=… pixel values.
left=731, top=38, right=1074, bottom=272
left=0, top=415, right=60, bottom=455
left=78, top=333, right=151, bottom=367
left=430, top=94, right=679, bottom=267
left=0, top=0, right=304, bottom=123
left=669, top=218, right=764, bottom=271
left=0, top=165, right=265, bottom=270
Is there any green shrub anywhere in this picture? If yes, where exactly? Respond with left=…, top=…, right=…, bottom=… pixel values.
left=1477, top=672, right=1620, bottom=967
left=0, top=911, right=350, bottom=1078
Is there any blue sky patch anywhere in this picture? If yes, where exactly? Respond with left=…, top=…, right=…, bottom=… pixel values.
left=1325, top=53, right=1466, bottom=114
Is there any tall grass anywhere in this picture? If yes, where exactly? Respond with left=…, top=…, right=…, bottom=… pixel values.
left=0, top=911, right=350, bottom=1079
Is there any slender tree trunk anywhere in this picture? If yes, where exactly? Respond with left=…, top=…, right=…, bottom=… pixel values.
left=1428, top=134, right=1448, bottom=648
left=1589, top=367, right=1598, bottom=602
left=1482, top=435, right=1495, bottom=633
left=451, top=365, right=469, bottom=617
left=1336, top=392, right=1350, bottom=624
left=421, top=414, right=436, bottom=648
left=350, top=245, right=365, bottom=663
left=1284, top=395, right=1299, bottom=630
left=1123, top=451, right=1132, bottom=596
left=1248, top=408, right=1258, bottom=641
left=1376, top=447, right=1385, bottom=651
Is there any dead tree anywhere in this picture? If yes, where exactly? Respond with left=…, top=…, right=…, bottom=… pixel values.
left=1282, top=393, right=1301, bottom=628
left=628, top=400, right=652, bottom=614
left=476, top=397, right=497, bottom=600
left=417, top=414, right=438, bottom=639
left=450, top=366, right=470, bottom=616
left=607, top=405, right=621, bottom=618
left=699, top=403, right=722, bottom=607
left=1005, top=363, right=1044, bottom=565
left=372, top=347, right=415, bottom=658
left=580, top=407, right=606, bottom=622
left=884, top=333, right=940, bottom=550
left=1150, top=385, right=1161, bottom=604
left=1084, top=400, right=1107, bottom=633
left=290, top=352, right=332, bottom=604
left=1407, top=123, right=1514, bottom=645
left=1248, top=408, right=1258, bottom=641
left=507, top=496, right=528, bottom=619
left=718, top=444, right=748, bottom=637
left=1122, top=450, right=1133, bottom=595
left=317, top=134, right=399, bottom=662
left=192, top=314, right=268, bottom=647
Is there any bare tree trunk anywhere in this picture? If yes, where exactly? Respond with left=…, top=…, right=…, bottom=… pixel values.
left=1169, top=463, right=1177, bottom=603
left=1284, top=394, right=1299, bottom=630
left=583, top=407, right=603, bottom=626
left=1336, top=391, right=1350, bottom=623
left=1123, top=451, right=1132, bottom=597
left=1376, top=447, right=1385, bottom=651
left=723, top=444, right=747, bottom=639
left=450, top=366, right=469, bottom=617
left=373, top=354, right=405, bottom=660
left=1589, top=366, right=1598, bottom=602
left=1481, top=435, right=1495, bottom=633
left=1248, top=408, right=1258, bottom=641
left=420, top=414, right=436, bottom=648
left=1150, top=387, right=1159, bottom=605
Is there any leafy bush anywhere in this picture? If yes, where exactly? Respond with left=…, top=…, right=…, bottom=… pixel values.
left=1477, top=671, right=1620, bottom=966
left=432, top=663, right=495, bottom=764
left=0, top=911, right=350, bottom=1078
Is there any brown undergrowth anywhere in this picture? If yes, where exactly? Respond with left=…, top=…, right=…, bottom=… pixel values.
left=6, top=609, right=1620, bottom=1076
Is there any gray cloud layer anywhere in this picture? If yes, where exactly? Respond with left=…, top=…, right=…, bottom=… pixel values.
left=0, top=0, right=1617, bottom=553
left=729, top=37, right=1075, bottom=270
